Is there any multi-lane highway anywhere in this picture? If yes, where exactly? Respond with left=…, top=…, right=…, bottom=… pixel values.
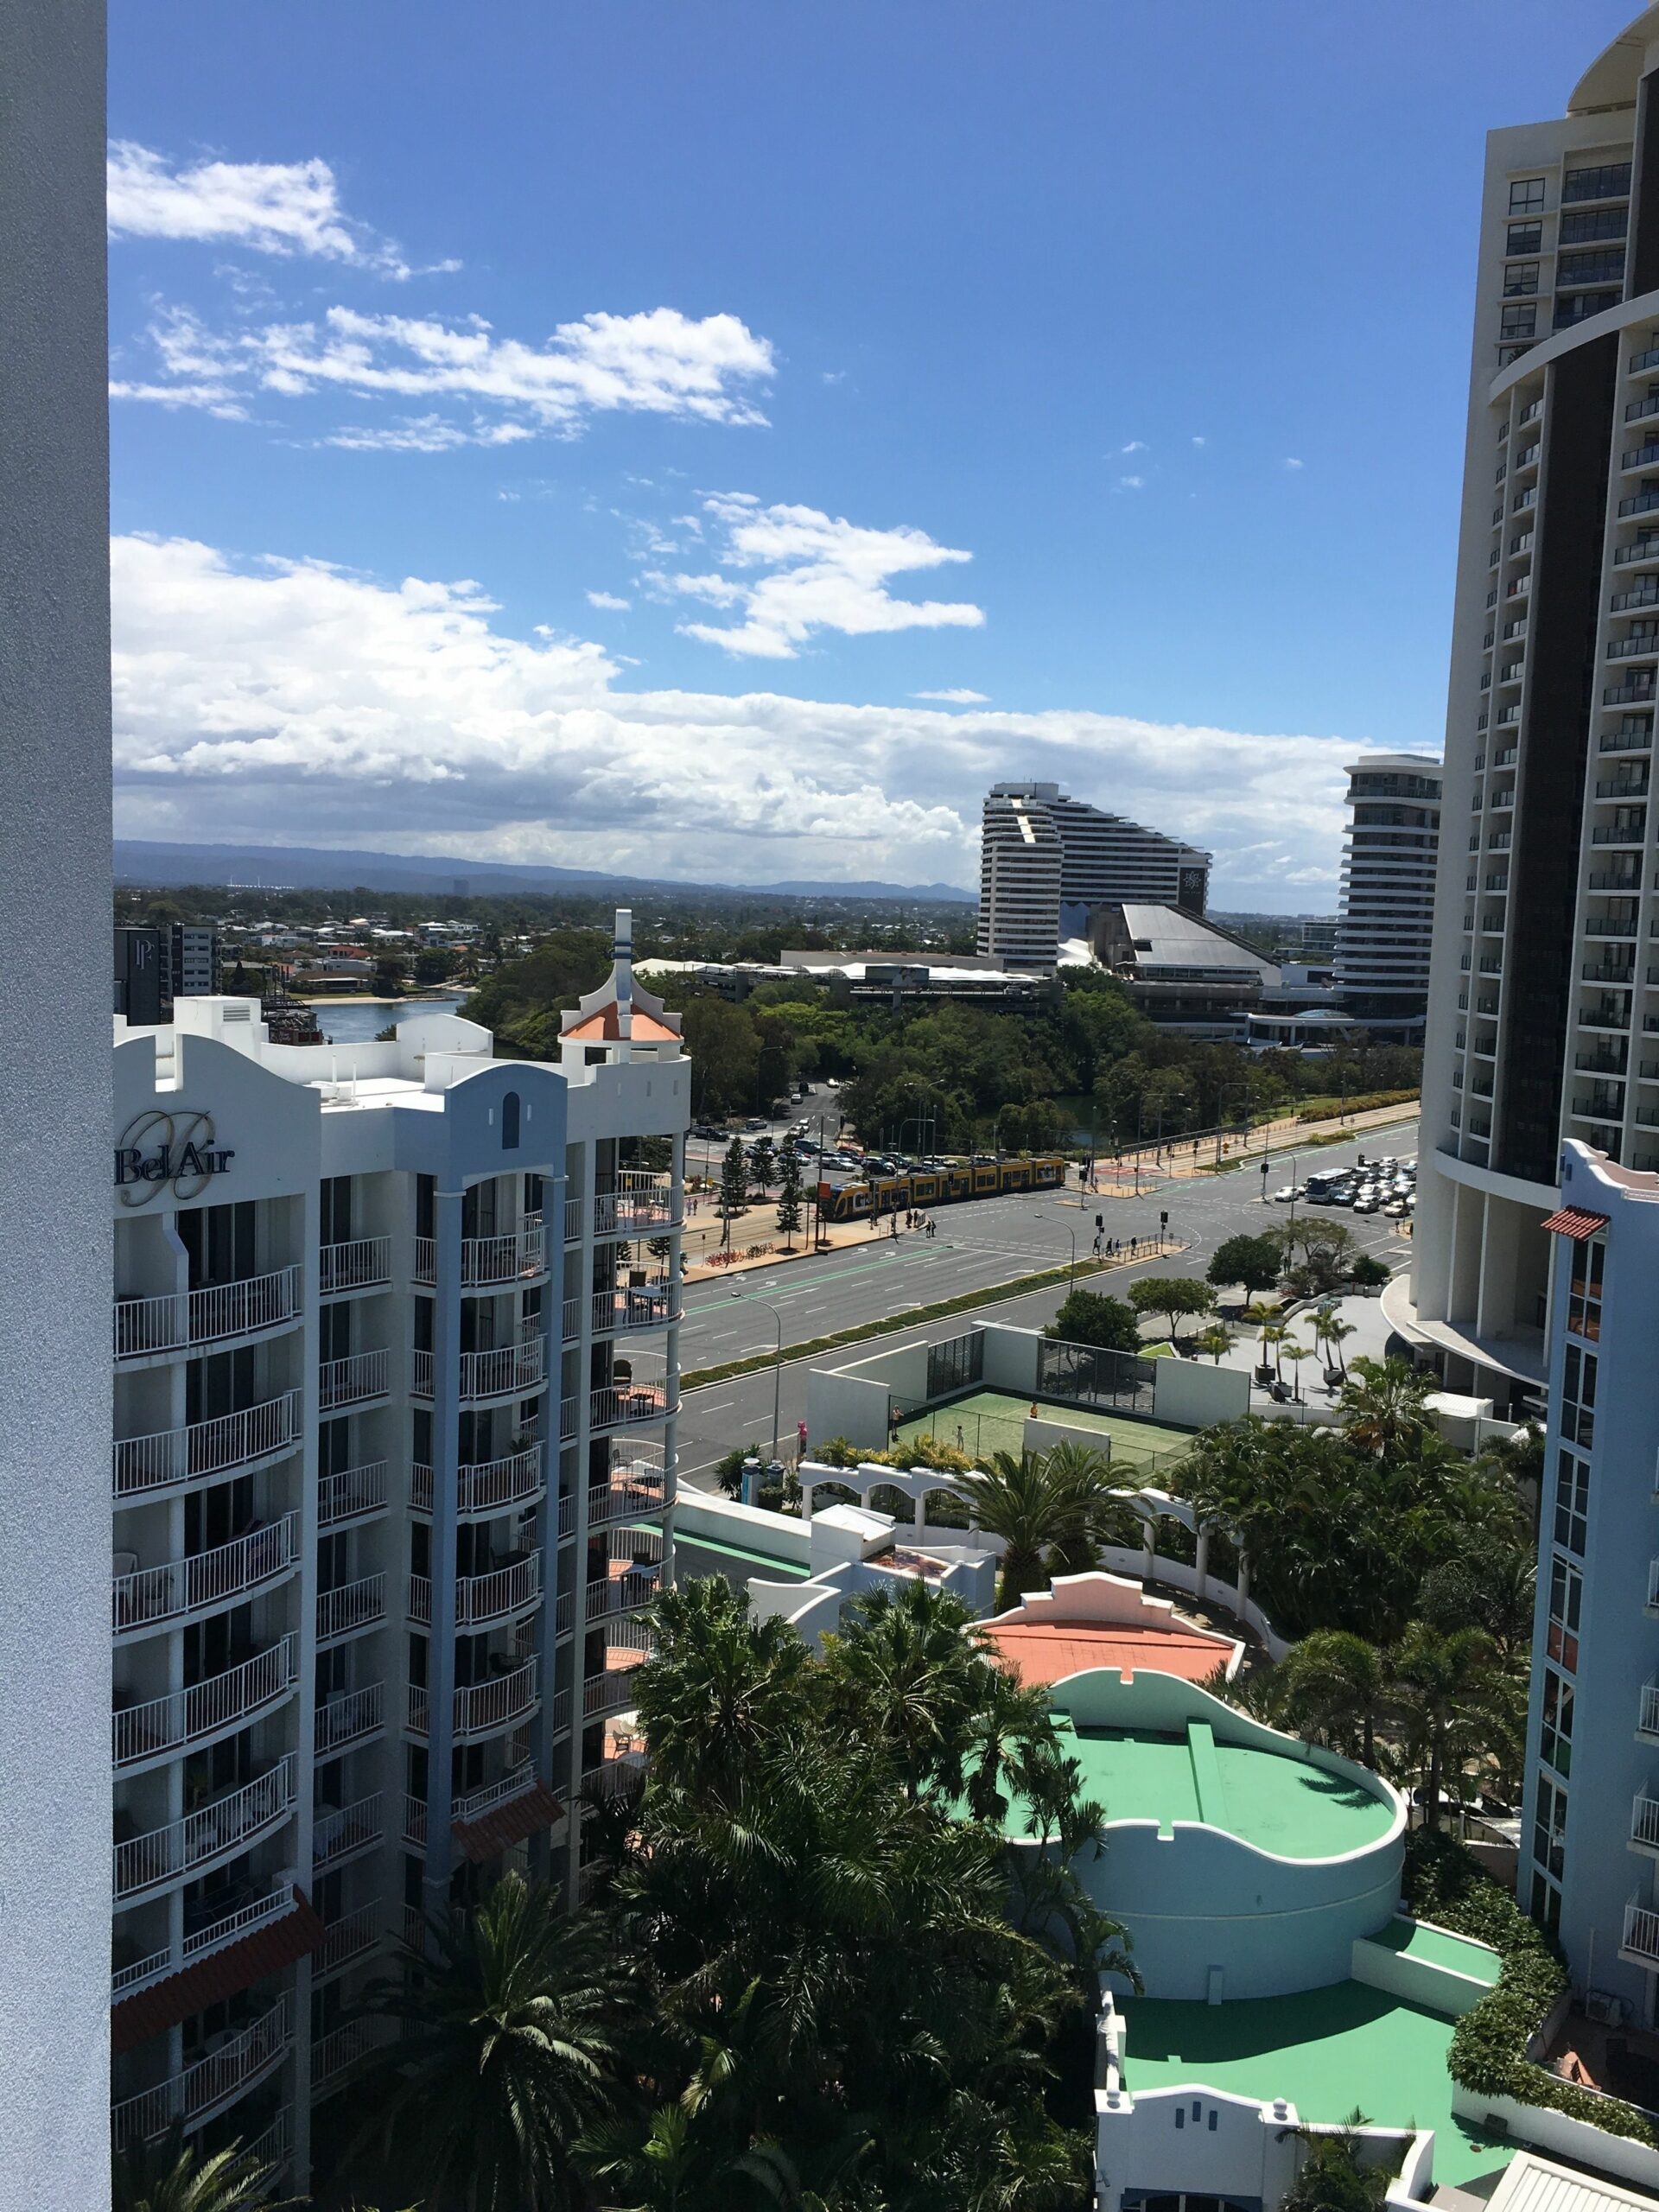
left=672, top=1118, right=1419, bottom=1487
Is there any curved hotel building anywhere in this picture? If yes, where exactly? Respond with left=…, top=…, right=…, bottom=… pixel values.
left=1402, top=8, right=1659, bottom=1409
left=107, top=918, right=683, bottom=2184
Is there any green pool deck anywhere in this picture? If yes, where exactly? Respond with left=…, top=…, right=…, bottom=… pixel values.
left=1370, top=1915, right=1502, bottom=1986
left=1121, top=1981, right=1514, bottom=2188
left=894, top=1390, right=1193, bottom=1471
left=674, top=1531, right=812, bottom=1580
left=1039, top=1718, right=1395, bottom=1859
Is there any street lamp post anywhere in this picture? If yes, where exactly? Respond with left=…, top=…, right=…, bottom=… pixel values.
left=1032, top=1212, right=1077, bottom=1289
left=729, top=1286, right=784, bottom=1465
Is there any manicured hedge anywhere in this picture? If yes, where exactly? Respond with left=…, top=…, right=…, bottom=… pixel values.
left=1296, top=1089, right=1420, bottom=1122
left=1402, top=1829, right=1657, bottom=2149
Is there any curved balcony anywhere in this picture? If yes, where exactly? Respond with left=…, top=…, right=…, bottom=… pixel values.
left=320, top=1347, right=389, bottom=1411
left=112, top=1515, right=301, bottom=1640
left=588, top=1381, right=677, bottom=1434
left=315, top=1899, right=381, bottom=1982
left=315, top=1681, right=384, bottom=1757
left=583, top=1624, right=653, bottom=1721
left=114, top=1877, right=303, bottom=2003
left=406, top=1657, right=539, bottom=1745
left=113, top=1391, right=302, bottom=1503
left=113, top=1636, right=298, bottom=1773
left=316, top=1573, right=386, bottom=1645
left=113, top=1267, right=303, bottom=1363
left=113, top=1758, right=296, bottom=1905
left=594, top=1173, right=682, bottom=1240
left=409, top=1553, right=541, bottom=1630
left=318, top=1459, right=389, bottom=1529
left=111, top=1993, right=290, bottom=2151
left=413, top=1216, right=547, bottom=1289
left=311, top=2017, right=395, bottom=2101
left=410, top=1444, right=545, bottom=1520
left=312, top=1791, right=383, bottom=1874
left=565, top=1280, right=681, bottom=1343
left=319, top=1236, right=391, bottom=1296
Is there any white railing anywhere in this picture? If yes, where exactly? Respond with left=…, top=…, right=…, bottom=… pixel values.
left=555, top=1588, right=573, bottom=1637
left=1643, top=1684, right=1659, bottom=1741
left=1649, top=1558, right=1659, bottom=1612
left=316, top=1899, right=381, bottom=1978
left=460, top=1554, right=541, bottom=1626
left=590, top=1281, right=680, bottom=1338
left=456, top=1659, right=539, bottom=1740
left=583, top=1667, right=644, bottom=1720
left=317, top=1573, right=386, bottom=1643
left=320, top=1236, right=391, bottom=1294
left=589, top=1382, right=674, bottom=1432
left=310, top=2016, right=390, bottom=2099
left=587, top=1467, right=670, bottom=1532
left=593, top=1172, right=679, bottom=1238
left=549, top=1684, right=573, bottom=1738
left=406, top=1685, right=431, bottom=1738
left=315, top=1681, right=383, bottom=1756
left=399, top=1903, right=428, bottom=1955
left=410, top=1446, right=545, bottom=1519
left=1625, top=1896, right=1659, bottom=1965
left=414, top=1235, right=435, bottom=1283
left=113, top=1636, right=297, bottom=1770
left=1634, top=1791, right=1659, bottom=1851
left=403, top=1791, right=428, bottom=1848
left=113, top=1266, right=303, bottom=1359
left=320, top=1347, right=389, bottom=1409
left=181, top=1879, right=299, bottom=1969
left=111, top=1995, right=290, bottom=2149
left=243, top=2107, right=291, bottom=2184
left=412, top=1217, right=546, bottom=1287
left=453, top=1760, right=537, bottom=1827
left=313, top=1791, right=383, bottom=1871
left=586, top=1567, right=661, bottom=1624
left=319, top=1459, right=389, bottom=1527
left=113, top=1391, right=302, bottom=1500
left=114, top=1758, right=296, bottom=1903
left=581, top=1756, right=645, bottom=1802
left=112, top=1514, right=300, bottom=1637
left=411, top=1348, right=434, bottom=1398
left=458, top=1327, right=547, bottom=1401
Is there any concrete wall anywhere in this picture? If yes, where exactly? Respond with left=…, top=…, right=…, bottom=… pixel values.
left=979, top=1321, right=1042, bottom=1393
left=0, top=7, right=112, bottom=2205
left=1151, top=1356, right=1250, bottom=1428
left=1351, top=1930, right=1492, bottom=2018
left=1448, top=2080, right=1659, bottom=2191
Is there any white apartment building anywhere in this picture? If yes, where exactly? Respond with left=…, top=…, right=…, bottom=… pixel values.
left=108, top=915, right=683, bottom=2186
left=976, top=782, right=1210, bottom=972
left=1402, top=6, right=1659, bottom=1411
left=1332, top=754, right=1441, bottom=1039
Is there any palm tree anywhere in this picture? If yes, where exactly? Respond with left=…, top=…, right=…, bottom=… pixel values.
left=1277, top=2115, right=1389, bottom=2212
left=1339, top=1356, right=1435, bottom=1459
left=1389, top=1622, right=1509, bottom=1827
left=1261, top=1319, right=1289, bottom=1384
left=1243, top=1297, right=1281, bottom=1377
left=1322, top=1313, right=1357, bottom=1380
left=350, top=1872, right=630, bottom=2211
left=962, top=1661, right=1056, bottom=1824
left=823, top=1578, right=994, bottom=1799
left=948, top=1446, right=1118, bottom=1607
left=1281, top=1341, right=1313, bottom=1402
left=1274, top=1630, right=1387, bottom=1767
left=1041, top=1439, right=1142, bottom=1573
left=113, top=2129, right=299, bottom=2212
left=1195, top=1322, right=1236, bottom=1365
left=633, top=1576, right=812, bottom=1808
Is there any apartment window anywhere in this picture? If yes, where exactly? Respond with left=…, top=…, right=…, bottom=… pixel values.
left=1510, top=177, right=1547, bottom=215
left=1560, top=205, right=1628, bottom=245
left=1561, top=1343, right=1597, bottom=1446
left=1503, top=264, right=1540, bottom=298
left=1531, top=1867, right=1562, bottom=1936
left=1539, top=1669, right=1575, bottom=1778
left=501, top=1090, right=521, bottom=1151
left=1506, top=219, right=1543, bottom=256
left=1547, top=1555, right=1583, bottom=1673
left=1555, top=289, right=1620, bottom=329
left=320, top=1174, right=353, bottom=1246
left=1501, top=303, right=1537, bottom=340
left=1557, top=247, right=1626, bottom=289
left=1563, top=162, right=1631, bottom=204
left=1567, top=1236, right=1604, bottom=1342
left=1553, top=1449, right=1590, bottom=1557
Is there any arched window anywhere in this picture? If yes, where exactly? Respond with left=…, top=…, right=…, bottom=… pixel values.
left=502, top=1090, right=521, bottom=1150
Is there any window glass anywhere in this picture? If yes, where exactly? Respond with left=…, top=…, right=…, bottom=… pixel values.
left=1554, top=1449, right=1590, bottom=1556
left=1510, top=177, right=1547, bottom=214
left=1548, top=1556, right=1582, bottom=1672
left=1506, top=219, right=1543, bottom=255
left=1501, top=303, right=1537, bottom=340
left=1540, top=1669, right=1574, bottom=1777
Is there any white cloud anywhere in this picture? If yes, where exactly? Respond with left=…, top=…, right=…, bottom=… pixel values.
left=1191, top=435, right=1206, bottom=447
left=321, top=414, right=536, bottom=454
left=647, top=493, right=983, bottom=659
left=586, top=590, right=632, bottom=611
left=106, top=140, right=451, bottom=277
left=1285, top=456, right=1305, bottom=470
left=110, top=531, right=1369, bottom=902
left=1117, top=474, right=1145, bottom=491
left=1119, top=439, right=1147, bottom=454
left=112, top=302, right=776, bottom=445
left=913, top=688, right=989, bottom=704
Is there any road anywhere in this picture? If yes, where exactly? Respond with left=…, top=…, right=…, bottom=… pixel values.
left=673, top=1118, right=1419, bottom=1486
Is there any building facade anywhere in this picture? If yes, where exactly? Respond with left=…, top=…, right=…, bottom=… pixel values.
left=976, top=782, right=1210, bottom=971
left=1332, top=753, right=1441, bottom=1039
left=1404, top=6, right=1659, bottom=1409
left=108, top=918, right=684, bottom=2184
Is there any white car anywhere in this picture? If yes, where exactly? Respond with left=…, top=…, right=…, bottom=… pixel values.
left=1269, top=1184, right=1302, bottom=1203
left=1353, top=1193, right=1381, bottom=1214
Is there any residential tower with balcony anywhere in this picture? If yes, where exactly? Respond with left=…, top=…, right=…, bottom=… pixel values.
left=1332, top=753, right=1441, bottom=1039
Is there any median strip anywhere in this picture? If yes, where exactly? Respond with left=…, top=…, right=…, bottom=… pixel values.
left=679, top=1243, right=1180, bottom=1392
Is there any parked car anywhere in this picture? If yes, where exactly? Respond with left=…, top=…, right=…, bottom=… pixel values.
left=690, top=1121, right=726, bottom=1141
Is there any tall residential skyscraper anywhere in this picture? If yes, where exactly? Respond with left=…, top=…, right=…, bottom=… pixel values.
left=1332, top=754, right=1441, bottom=1039
left=1402, top=7, right=1659, bottom=1412
left=976, top=782, right=1210, bottom=971
left=0, top=5, right=114, bottom=2208
left=107, top=918, right=683, bottom=2187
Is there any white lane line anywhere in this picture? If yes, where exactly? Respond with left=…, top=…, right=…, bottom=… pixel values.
left=696, top=1397, right=737, bottom=1413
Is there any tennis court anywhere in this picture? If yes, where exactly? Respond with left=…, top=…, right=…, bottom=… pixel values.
left=891, top=1389, right=1193, bottom=1480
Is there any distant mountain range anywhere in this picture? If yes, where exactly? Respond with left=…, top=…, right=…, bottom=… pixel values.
left=113, top=840, right=976, bottom=906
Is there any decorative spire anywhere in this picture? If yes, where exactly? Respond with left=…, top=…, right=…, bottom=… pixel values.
left=613, top=907, right=633, bottom=1055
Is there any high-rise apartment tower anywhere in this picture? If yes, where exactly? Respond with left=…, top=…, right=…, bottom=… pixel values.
left=976, top=782, right=1210, bottom=972
left=1402, top=6, right=1659, bottom=1409
left=1332, top=754, right=1441, bottom=1039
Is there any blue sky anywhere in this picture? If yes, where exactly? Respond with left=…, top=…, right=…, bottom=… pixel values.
left=107, top=1, right=1637, bottom=903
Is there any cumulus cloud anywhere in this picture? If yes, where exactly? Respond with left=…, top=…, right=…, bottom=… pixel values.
left=1285, top=456, right=1305, bottom=470
left=587, top=590, right=632, bottom=611
left=111, top=302, right=776, bottom=444
left=1192, top=435, right=1206, bottom=447
left=1117, top=474, right=1145, bottom=491
left=106, top=139, right=450, bottom=277
left=1119, top=439, right=1147, bottom=454
left=912, top=688, right=989, bottom=704
left=645, top=493, right=983, bottom=659
left=111, top=531, right=1365, bottom=900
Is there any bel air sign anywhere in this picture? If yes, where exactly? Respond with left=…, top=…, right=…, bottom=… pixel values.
left=114, top=1110, right=235, bottom=1206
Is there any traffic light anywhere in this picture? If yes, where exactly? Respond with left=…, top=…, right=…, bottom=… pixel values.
left=1096, top=1214, right=1104, bottom=1230
left=1160, top=1210, right=1169, bottom=1228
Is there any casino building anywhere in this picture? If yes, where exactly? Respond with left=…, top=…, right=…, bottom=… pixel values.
left=107, top=915, right=684, bottom=2183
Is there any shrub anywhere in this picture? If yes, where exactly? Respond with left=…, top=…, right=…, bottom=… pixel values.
left=1296, top=1088, right=1419, bottom=1123
left=1046, top=1287, right=1141, bottom=1352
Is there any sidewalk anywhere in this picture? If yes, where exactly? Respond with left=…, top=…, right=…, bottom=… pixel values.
left=1080, top=1097, right=1421, bottom=1193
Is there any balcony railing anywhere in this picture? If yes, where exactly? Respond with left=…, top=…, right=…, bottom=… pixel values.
left=113, top=1636, right=298, bottom=1770
left=583, top=1626, right=653, bottom=1720
left=316, top=1900, right=382, bottom=1980
left=582, top=1757, right=647, bottom=1803
left=410, top=1554, right=541, bottom=1630
left=586, top=1567, right=661, bottom=1624
left=453, top=1760, right=538, bottom=1828
left=571, top=1281, right=681, bottom=1341
left=318, top=1459, right=389, bottom=1528
left=413, top=1216, right=547, bottom=1288
left=410, top=1444, right=545, bottom=1518
left=111, top=1995, right=290, bottom=2150
left=112, top=1514, right=300, bottom=1637
left=1624, top=1897, right=1659, bottom=1967
left=454, top=1326, right=546, bottom=1402
left=590, top=1382, right=675, bottom=1432
left=113, top=1391, right=302, bottom=1501
left=113, top=1266, right=303, bottom=1360
left=407, top=1659, right=541, bottom=1743
left=113, top=1758, right=296, bottom=1903
left=594, top=1173, right=681, bottom=1238
left=1641, top=1687, right=1659, bottom=1744
left=317, top=1573, right=386, bottom=1644
left=111, top=1881, right=299, bottom=1996
left=315, top=1681, right=384, bottom=1757
left=1611, top=634, right=1659, bottom=661
left=1633, top=1791, right=1659, bottom=1852
left=310, top=2017, right=391, bottom=2100
left=313, top=1790, right=384, bottom=1872
left=320, top=1348, right=390, bottom=1410
left=319, top=1236, right=391, bottom=1295
left=579, top=1464, right=671, bottom=1535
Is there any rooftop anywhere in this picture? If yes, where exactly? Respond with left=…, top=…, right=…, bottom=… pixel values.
left=988, top=1620, right=1232, bottom=1688
left=1122, top=1981, right=1513, bottom=2189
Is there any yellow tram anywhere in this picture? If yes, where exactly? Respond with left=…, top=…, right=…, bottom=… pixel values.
left=814, top=1154, right=1066, bottom=1222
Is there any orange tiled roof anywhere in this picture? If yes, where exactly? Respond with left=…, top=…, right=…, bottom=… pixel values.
left=452, top=1785, right=564, bottom=1865
left=1541, top=1206, right=1609, bottom=1240
left=563, top=1001, right=679, bottom=1042
left=111, top=1892, right=325, bottom=2054
left=987, top=1622, right=1232, bottom=1689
